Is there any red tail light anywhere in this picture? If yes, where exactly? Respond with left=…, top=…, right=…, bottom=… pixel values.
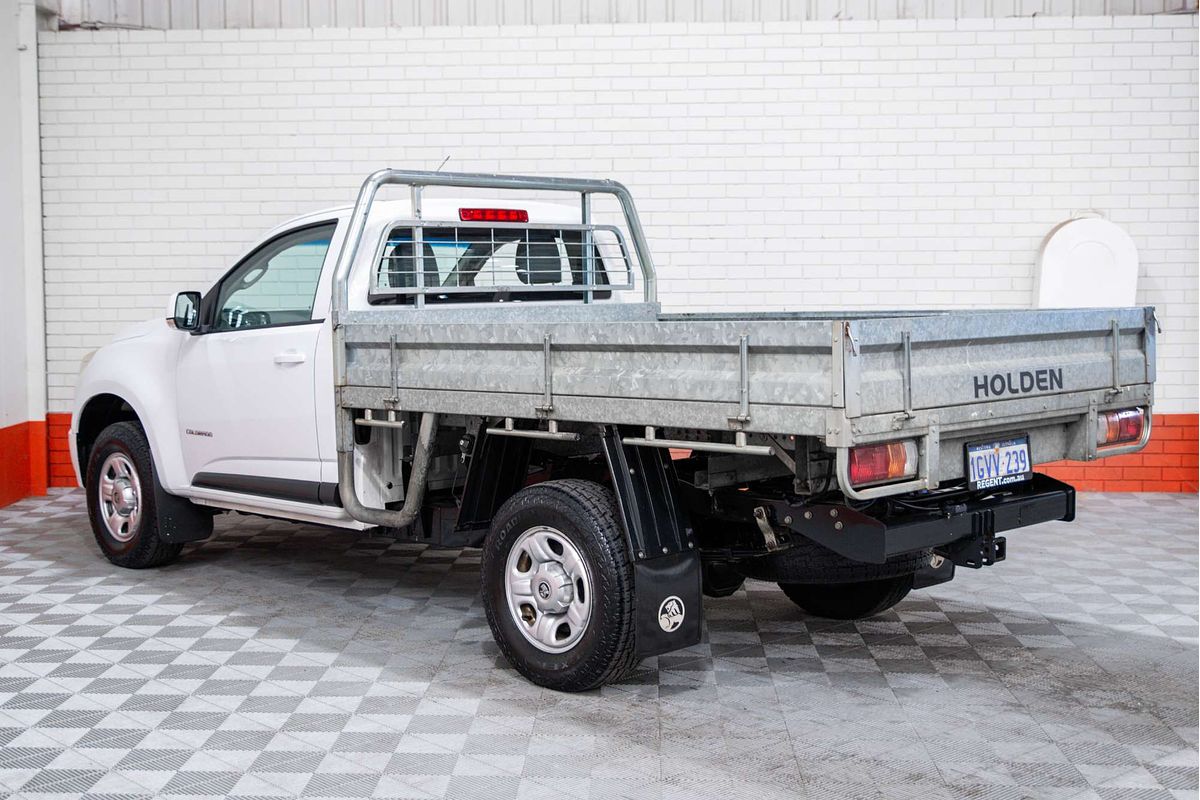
left=1097, top=408, right=1145, bottom=447
left=847, top=440, right=919, bottom=487
left=458, top=208, right=529, bottom=223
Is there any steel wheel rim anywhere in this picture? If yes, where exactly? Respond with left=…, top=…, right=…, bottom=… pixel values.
left=97, top=453, right=142, bottom=543
left=504, top=525, right=593, bottom=654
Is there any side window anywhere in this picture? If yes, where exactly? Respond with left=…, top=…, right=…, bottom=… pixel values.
left=212, top=223, right=336, bottom=331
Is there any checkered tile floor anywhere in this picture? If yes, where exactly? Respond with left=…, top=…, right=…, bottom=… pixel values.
left=0, top=490, right=1195, bottom=799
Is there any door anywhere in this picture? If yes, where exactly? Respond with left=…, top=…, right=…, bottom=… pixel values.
left=177, top=221, right=338, bottom=501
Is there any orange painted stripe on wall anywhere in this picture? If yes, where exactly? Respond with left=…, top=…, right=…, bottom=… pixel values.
left=1039, top=413, right=1198, bottom=492
left=0, top=419, right=49, bottom=507
left=46, top=412, right=75, bottom=488
left=6, top=412, right=1198, bottom=508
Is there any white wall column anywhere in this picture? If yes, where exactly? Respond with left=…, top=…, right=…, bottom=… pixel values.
left=0, top=0, right=47, bottom=502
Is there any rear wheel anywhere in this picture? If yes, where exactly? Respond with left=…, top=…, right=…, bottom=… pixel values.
left=778, top=574, right=913, bottom=620
left=481, top=480, right=638, bottom=692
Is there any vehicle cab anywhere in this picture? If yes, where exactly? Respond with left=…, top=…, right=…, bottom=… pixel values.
left=70, top=196, right=631, bottom=528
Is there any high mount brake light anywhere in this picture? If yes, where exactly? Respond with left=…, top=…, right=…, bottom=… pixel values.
left=458, top=208, right=529, bottom=223
left=1097, top=408, right=1145, bottom=447
left=848, top=440, right=919, bottom=488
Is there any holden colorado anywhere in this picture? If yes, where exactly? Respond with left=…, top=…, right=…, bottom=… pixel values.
left=71, top=171, right=1155, bottom=691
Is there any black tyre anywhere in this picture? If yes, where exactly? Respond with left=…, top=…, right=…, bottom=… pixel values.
left=778, top=574, right=913, bottom=620
left=481, top=479, right=638, bottom=692
left=85, top=421, right=209, bottom=568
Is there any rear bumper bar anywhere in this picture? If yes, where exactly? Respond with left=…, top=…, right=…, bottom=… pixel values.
left=770, top=473, right=1076, bottom=565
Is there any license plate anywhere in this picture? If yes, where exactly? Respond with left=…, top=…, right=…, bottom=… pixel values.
left=965, top=435, right=1032, bottom=490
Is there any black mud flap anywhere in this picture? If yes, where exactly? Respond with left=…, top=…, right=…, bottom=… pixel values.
left=155, top=483, right=215, bottom=544
left=599, top=425, right=704, bottom=659
left=634, top=551, right=703, bottom=659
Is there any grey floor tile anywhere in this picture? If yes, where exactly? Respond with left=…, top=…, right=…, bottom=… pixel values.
left=0, top=488, right=1194, bottom=799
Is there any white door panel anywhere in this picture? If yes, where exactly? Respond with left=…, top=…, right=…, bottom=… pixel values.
left=177, top=220, right=338, bottom=493
left=177, top=324, right=322, bottom=483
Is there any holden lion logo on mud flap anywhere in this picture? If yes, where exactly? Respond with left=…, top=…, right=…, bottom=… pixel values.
left=658, top=596, right=685, bottom=633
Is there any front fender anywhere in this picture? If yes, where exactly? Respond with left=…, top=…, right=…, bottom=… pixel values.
left=72, top=322, right=189, bottom=493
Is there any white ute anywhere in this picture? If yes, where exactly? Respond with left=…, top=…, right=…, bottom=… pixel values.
left=72, top=171, right=1156, bottom=691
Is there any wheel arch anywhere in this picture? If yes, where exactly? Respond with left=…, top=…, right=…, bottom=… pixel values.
left=457, top=422, right=700, bottom=561
left=72, top=329, right=190, bottom=493
left=72, top=380, right=190, bottom=494
left=76, top=393, right=141, bottom=475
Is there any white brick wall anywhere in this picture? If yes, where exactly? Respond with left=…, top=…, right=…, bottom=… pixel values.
left=38, top=16, right=1199, bottom=413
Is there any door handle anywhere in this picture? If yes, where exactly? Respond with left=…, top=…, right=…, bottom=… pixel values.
left=274, top=351, right=307, bottom=365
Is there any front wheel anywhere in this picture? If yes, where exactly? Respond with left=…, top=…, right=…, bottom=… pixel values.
left=481, top=480, right=638, bottom=692
left=85, top=421, right=209, bottom=568
left=778, top=574, right=913, bottom=620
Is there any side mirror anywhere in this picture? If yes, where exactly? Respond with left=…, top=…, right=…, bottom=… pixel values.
left=168, top=291, right=202, bottom=331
